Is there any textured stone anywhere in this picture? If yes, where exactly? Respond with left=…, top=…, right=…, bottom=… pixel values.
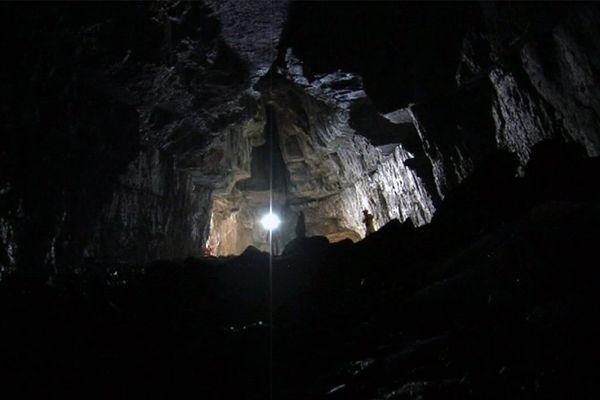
left=204, top=0, right=288, bottom=81
left=409, top=104, right=475, bottom=200
left=489, top=67, right=557, bottom=163
left=477, top=2, right=600, bottom=163
left=3, top=1, right=600, bottom=267
left=205, top=50, right=437, bottom=255
left=0, top=2, right=263, bottom=268
left=267, top=54, right=435, bottom=242
left=519, top=5, right=600, bottom=156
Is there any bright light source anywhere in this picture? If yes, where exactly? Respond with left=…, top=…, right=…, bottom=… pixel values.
left=260, top=212, right=281, bottom=231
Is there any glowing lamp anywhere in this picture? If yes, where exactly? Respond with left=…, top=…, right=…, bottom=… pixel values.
left=260, top=212, right=281, bottom=231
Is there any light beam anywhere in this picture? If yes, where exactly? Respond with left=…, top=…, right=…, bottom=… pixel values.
left=260, top=212, right=281, bottom=231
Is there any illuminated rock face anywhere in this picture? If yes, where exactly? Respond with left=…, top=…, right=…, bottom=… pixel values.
left=270, top=55, right=436, bottom=238
left=2, top=1, right=600, bottom=269
left=83, top=1, right=290, bottom=261
left=135, top=1, right=600, bottom=257
left=0, top=1, right=281, bottom=268
left=206, top=52, right=436, bottom=255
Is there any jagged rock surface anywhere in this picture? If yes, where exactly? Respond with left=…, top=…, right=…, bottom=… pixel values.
left=0, top=2, right=274, bottom=268
left=481, top=3, right=600, bottom=161
left=273, top=54, right=436, bottom=231
left=204, top=0, right=288, bottom=81
left=2, top=1, right=600, bottom=398
left=3, top=1, right=600, bottom=268
left=206, top=52, right=436, bottom=255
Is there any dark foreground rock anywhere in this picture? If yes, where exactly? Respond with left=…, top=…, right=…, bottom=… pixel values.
left=2, top=147, right=600, bottom=399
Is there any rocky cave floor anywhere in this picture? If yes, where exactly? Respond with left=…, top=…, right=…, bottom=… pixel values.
left=2, top=142, right=600, bottom=399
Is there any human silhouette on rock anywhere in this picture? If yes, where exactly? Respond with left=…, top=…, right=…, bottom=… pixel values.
left=295, top=211, right=306, bottom=239
left=362, top=209, right=376, bottom=237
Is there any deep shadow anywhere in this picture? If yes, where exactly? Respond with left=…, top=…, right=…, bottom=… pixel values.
left=2, top=140, right=600, bottom=398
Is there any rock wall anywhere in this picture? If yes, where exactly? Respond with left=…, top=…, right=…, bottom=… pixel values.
left=519, top=4, right=600, bottom=157
left=2, top=1, right=600, bottom=270
left=205, top=50, right=437, bottom=255
left=204, top=0, right=288, bottom=81
left=264, top=53, right=436, bottom=241
left=89, top=149, right=211, bottom=263
left=406, top=2, right=600, bottom=198
left=0, top=1, right=278, bottom=271
left=479, top=2, right=600, bottom=161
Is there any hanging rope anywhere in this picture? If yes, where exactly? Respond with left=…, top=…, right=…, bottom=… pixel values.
left=268, top=2, right=275, bottom=399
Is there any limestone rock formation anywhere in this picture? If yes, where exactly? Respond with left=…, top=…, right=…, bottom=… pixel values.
left=206, top=51, right=436, bottom=255
left=479, top=2, right=600, bottom=161
left=204, top=0, right=289, bottom=81
left=2, top=2, right=600, bottom=398
left=2, top=1, right=600, bottom=270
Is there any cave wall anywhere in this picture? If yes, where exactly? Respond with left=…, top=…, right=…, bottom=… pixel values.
left=2, top=1, right=600, bottom=271
left=282, top=1, right=600, bottom=202
left=0, top=1, right=283, bottom=272
left=88, top=149, right=210, bottom=263
left=401, top=2, right=600, bottom=199
left=263, top=52, right=437, bottom=239
left=464, top=2, right=600, bottom=162
left=206, top=50, right=438, bottom=255
left=514, top=4, right=600, bottom=158
left=228, top=0, right=600, bottom=248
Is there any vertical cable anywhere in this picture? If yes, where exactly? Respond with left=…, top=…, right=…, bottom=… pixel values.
left=268, top=108, right=274, bottom=399
left=268, top=2, right=274, bottom=399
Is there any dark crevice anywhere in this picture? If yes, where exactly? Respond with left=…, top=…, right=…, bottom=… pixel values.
left=236, top=105, right=288, bottom=192
left=279, top=1, right=473, bottom=112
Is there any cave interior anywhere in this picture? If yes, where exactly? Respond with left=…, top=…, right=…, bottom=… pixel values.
left=1, top=1, right=600, bottom=398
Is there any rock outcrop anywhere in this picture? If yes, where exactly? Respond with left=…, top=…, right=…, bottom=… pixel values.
left=476, top=2, right=600, bottom=161
left=206, top=51, right=436, bottom=255
left=1, top=1, right=280, bottom=268
left=2, top=1, right=600, bottom=270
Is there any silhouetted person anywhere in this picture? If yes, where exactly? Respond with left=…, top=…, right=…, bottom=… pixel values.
left=362, top=209, right=375, bottom=236
left=295, top=211, right=306, bottom=238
